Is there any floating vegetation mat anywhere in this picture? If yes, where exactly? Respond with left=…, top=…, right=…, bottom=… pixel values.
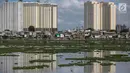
left=13, top=65, right=49, bottom=70
left=29, top=59, right=55, bottom=63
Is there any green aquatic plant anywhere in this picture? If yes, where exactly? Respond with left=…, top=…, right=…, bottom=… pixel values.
left=0, top=54, right=19, bottom=56
left=65, top=54, right=130, bottom=62
left=100, top=63, right=114, bottom=66
left=58, top=62, right=93, bottom=67
left=13, top=65, right=49, bottom=70
left=29, top=59, right=55, bottom=63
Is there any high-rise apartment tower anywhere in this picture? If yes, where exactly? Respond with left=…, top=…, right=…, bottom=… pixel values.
left=84, top=1, right=116, bottom=31
left=0, top=1, right=58, bottom=32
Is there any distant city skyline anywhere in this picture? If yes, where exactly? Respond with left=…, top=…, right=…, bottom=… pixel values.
left=0, top=0, right=130, bottom=31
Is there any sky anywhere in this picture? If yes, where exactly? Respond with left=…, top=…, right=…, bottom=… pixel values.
left=1, top=0, right=130, bottom=30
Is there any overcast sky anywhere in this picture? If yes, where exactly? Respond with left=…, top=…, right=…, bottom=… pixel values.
left=2, top=0, right=130, bottom=30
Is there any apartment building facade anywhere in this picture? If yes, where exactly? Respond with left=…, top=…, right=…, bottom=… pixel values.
left=84, top=1, right=116, bottom=31
left=0, top=1, right=58, bottom=32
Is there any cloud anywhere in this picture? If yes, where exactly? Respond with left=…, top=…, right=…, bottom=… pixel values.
left=46, top=0, right=85, bottom=30
left=80, top=20, right=84, bottom=24
left=60, top=0, right=72, bottom=8
left=58, top=18, right=64, bottom=23
left=50, top=0, right=83, bottom=9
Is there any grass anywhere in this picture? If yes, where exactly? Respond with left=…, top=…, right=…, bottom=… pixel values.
left=1, top=38, right=130, bottom=53
left=0, top=39, right=130, bottom=47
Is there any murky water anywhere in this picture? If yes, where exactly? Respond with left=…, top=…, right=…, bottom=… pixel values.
left=0, top=51, right=130, bottom=73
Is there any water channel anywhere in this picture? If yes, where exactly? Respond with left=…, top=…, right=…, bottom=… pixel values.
left=0, top=51, right=130, bottom=73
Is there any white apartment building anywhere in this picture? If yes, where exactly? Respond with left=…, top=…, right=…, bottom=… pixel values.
left=0, top=2, right=23, bottom=31
left=23, top=2, right=40, bottom=30
left=0, top=1, right=58, bottom=32
left=39, top=4, right=52, bottom=31
left=51, top=4, right=58, bottom=31
left=84, top=1, right=116, bottom=31
left=101, top=2, right=116, bottom=30
left=23, top=2, right=58, bottom=31
left=84, top=1, right=101, bottom=31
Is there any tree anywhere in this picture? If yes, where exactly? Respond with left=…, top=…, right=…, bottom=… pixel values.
left=109, top=30, right=116, bottom=32
left=4, top=29, right=10, bottom=31
left=2, top=35, right=8, bottom=39
left=28, top=26, right=35, bottom=32
left=87, top=28, right=94, bottom=31
left=120, top=29, right=128, bottom=33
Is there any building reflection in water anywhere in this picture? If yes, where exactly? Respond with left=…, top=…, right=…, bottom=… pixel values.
left=0, top=53, right=57, bottom=73
left=84, top=51, right=116, bottom=73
